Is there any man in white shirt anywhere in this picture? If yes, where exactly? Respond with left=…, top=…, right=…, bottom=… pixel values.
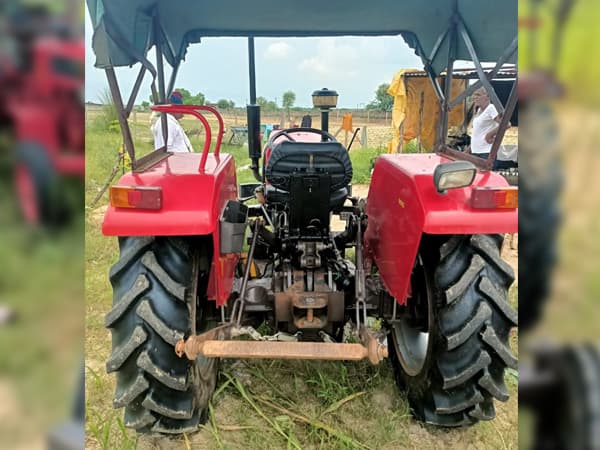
left=151, top=91, right=194, bottom=152
left=468, top=88, right=504, bottom=159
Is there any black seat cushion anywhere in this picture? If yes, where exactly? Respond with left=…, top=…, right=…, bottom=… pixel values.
left=265, top=184, right=348, bottom=211
left=265, top=140, right=352, bottom=192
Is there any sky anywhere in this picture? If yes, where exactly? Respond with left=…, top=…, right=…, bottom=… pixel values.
left=84, top=10, right=424, bottom=109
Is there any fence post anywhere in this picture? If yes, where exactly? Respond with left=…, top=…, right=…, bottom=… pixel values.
left=362, top=126, right=368, bottom=149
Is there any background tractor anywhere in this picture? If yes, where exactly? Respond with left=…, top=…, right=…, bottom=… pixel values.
left=0, top=3, right=84, bottom=226
left=88, top=0, right=518, bottom=434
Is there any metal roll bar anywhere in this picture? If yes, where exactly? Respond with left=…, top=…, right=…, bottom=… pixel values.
left=151, top=104, right=225, bottom=172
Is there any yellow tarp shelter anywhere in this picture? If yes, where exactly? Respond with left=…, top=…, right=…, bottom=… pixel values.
left=388, top=69, right=467, bottom=152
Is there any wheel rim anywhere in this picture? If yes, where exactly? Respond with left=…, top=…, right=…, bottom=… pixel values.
left=15, top=164, right=40, bottom=224
left=391, top=255, right=432, bottom=376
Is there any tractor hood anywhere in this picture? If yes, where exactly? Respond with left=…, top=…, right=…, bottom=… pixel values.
left=87, top=0, right=516, bottom=76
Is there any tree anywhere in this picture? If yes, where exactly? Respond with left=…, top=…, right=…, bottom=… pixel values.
left=282, top=91, right=296, bottom=109
left=257, top=96, right=278, bottom=112
left=148, top=89, right=205, bottom=105
left=217, top=99, right=235, bottom=109
left=368, top=83, right=394, bottom=111
left=140, top=101, right=150, bottom=111
left=190, top=92, right=206, bottom=105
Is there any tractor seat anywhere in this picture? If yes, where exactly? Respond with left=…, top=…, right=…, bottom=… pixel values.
left=264, top=140, right=352, bottom=211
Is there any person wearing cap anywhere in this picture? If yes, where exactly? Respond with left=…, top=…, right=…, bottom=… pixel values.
left=151, top=91, right=194, bottom=152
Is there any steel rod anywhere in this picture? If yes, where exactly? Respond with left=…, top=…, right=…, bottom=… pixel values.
left=154, top=16, right=168, bottom=150
left=458, top=19, right=504, bottom=115
left=105, top=68, right=136, bottom=167
left=198, top=340, right=373, bottom=361
left=234, top=220, right=260, bottom=325
left=166, top=59, right=182, bottom=98
left=125, top=65, right=146, bottom=119
left=437, top=19, right=456, bottom=148
left=448, top=37, right=517, bottom=109
left=424, top=65, right=445, bottom=104
left=487, top=79, right=518, bottom=169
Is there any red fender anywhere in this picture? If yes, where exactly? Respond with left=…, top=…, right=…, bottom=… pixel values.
left=365, top=153, right=517, bottom=304
left=102, top=153, right=239, bottom=305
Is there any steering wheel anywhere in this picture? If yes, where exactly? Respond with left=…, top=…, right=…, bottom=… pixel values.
left=268, top=127, right=336, bottom=146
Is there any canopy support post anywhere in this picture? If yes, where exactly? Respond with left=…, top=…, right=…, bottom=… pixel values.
left=154, top=14, right=168, bottom=147
left=457, top=18, right=504, bottom=115
left=487, top=78, right=517, bottom=169
left=125, top=65, right=146, bottom=119
left=105, top=68, right=136, bottom=168
left=167, top=59, right=182, bottom=99
left=448, top=37, right=517, bottom=109
left=424, top=67, right=444, bottom=104
left=437, top=16, right=457, bottom=149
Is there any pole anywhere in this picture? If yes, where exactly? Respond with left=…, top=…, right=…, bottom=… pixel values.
left=154, top=16, right=168, bottom=150
left=321, top=109, right=329, bottom=141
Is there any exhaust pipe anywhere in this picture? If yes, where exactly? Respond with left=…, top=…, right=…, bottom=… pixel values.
left=247, top=104, right=261, bottom=181
left=247, top=37, right=262, bottom=181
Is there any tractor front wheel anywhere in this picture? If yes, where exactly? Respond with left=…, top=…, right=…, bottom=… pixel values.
left=388, top=234, right=517, bottom=426
left=106, top=236, right=218, bottom=434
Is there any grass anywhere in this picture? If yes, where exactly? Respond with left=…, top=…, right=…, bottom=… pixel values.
left=85, top=113, right=518, bottom=449
left=0, top=164, right=83, bottom=447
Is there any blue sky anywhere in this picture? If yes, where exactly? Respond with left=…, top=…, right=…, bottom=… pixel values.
left=85, top=10, right=425, bottom=108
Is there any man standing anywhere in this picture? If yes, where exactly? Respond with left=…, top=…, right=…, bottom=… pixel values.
left=468, top=88, right=505, bottom=160
left=151, top=91, right=194, bottom=152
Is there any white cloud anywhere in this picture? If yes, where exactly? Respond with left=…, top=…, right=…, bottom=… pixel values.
left=297, top=39, right=360, bottom=81
left=298, top=57, right=330, bottom=76
left=265, top=42, right=292, bottom=60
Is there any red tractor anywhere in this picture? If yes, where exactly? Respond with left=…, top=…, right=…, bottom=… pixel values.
left=89, top=1, right=517, bottom=433
left=0, top=5, right=85, bottom=225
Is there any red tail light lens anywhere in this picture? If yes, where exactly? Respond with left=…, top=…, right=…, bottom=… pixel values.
left=471, top=186, right=518, bottom=209
left=110, top=186, right=162, bottom=210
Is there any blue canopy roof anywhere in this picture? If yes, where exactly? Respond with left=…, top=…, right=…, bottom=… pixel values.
left=87, top=0, right=516, bottom=76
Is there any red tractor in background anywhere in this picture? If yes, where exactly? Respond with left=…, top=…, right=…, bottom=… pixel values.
left=0, top=4, right=84, bottom=226
left=89, top=0, right=517, bottom=434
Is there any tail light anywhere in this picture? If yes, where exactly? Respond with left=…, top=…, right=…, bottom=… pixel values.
left=110, top=186, right=162, bottom=210
left=471, top=186, right=518, bottom=209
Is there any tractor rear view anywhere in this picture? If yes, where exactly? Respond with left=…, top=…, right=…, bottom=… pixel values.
left=88, top=0, right=517, bottom=434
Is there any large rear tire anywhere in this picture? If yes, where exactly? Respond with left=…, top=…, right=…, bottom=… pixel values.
left=388, top=234, right=517, bottom=426
left=518, top=102, right=561, bottom=331
left=105, top=236, right=218, bottom=434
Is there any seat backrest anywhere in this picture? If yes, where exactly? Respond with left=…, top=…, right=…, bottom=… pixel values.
left=289, top=173, right=330, bottom=237
left=265, top=140, right=352, bottom=192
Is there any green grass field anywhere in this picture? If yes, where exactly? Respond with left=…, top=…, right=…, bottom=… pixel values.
left=0, top=164, right=83, bottom=448
left=85, top=114, right=518, bottom=449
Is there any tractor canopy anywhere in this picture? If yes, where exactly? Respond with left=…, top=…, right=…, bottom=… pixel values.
left=87, top=0, right=516, bottom=77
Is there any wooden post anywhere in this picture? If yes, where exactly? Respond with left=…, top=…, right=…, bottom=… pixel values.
left=398, top=122, right=404, bottom=153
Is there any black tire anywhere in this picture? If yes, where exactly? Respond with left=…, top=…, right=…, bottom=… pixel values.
left=388, top=234, right=517, bottom=427
left=518, top=102, right=561, bottom=331
left=14, top=141, right=58, bottom=225
left=105, top=236, right=218, bottom=434
left=525, top=344, right=600, bottom=450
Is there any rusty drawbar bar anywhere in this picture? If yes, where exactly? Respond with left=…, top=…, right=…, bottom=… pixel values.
left=175, top=326, right=389, bottom=365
